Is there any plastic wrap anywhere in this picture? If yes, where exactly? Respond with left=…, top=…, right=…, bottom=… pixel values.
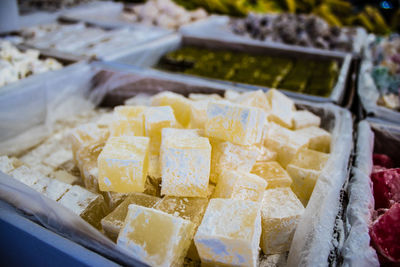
left=0, top=62, right=93, bottom=156
left=180, top=15, right=367, bottom=56
left=0, top=62, right=353, bottom=266
left=342, top=119, right=400, bottom=266
left=341, top=121, right=379, bottom=266
left=286, top=101, right=352, bottom=266
left=358, top=35, right=400, bottom=123
left=21, top=20, right=172, bottom=64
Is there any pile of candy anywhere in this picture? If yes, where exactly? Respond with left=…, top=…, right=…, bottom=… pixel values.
left=371, top=35, right=400, bottom=111
left=370, top=154, right=400, bottom=264
left=231, top=13, right=354, bottom=52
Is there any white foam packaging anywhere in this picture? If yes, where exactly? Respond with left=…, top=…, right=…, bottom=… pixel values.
left=0, top=61, right=353, bottom=266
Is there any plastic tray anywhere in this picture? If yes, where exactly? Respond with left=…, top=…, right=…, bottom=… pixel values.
left=0, top=61, right=353, bottom=266
left=17, top=18, right=172, bottom=63
left=115, top=34, right=353, bottom=105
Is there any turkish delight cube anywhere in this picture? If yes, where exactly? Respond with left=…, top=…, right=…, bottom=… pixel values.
left=144, top=106, right=177, bottom=154
left=101, top=193, right=161, bottom=240
left=117, top=204, right=194, bottom=267
left=194, top=198, right=262, bottom=267
left=58, top=185, right=108, bottom=229
left=251, top=161, right=292, bottom=188
left=237, top=90, right=271, bottom=111
left=265, top=89, right=295, bottom=129
left=0, top=156, right=21, bottom=174
left=213, top=170, right=267, bottom=202
left=69, top=123, right=109, bottom=162
left=373, top=154, right=393, bottom=168
left=110, top=105, right=146, bottom=137
left=9, top=166, right=41, bottom=187
left=370, top=202, right=400, bottom=263
left=255, top=145, right=277, bottom=163
left=371, top=168, right=400, bottom=209
left=160, top=135, right=211, bottom=197
left=151, top=91, right=192, bottom=127
left=296, top=126, right=331, bottom=153
left=155, top=195, right=211, bottom=261
left=264, top=122, right=309, bottom=167
left=292, top=110, right=321, bottom=130
left=286, top=149, right=330, bottom=206
left=76, top=140, right=105, bottom=192
left=210, top=139, right=259, bottom=184
left=189, top=100, right=209, bottom=129
left=43, top=178, right=72, bottom=201
left=205, top=101, right=266, bottom=146
left=260, top=187, right=304, bottom=254
left=98, top=136, right=150, bottom=193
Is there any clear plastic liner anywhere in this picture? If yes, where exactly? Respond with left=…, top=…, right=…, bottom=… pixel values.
left=180, top=15, right=367, bottom=56
left=341, top=121, right=379, bottom=266
left=0, top=62, right=353, bottom=266
left=0, top=63, right=93, bottom=156
left=0, top=172, right=146, bottom=266
left=342, top=119, right=400, bottom=266
left=21, top=20, right=173, bottom=63
left=286, top=101, right=353, bottom=266
left=358, top=35, right=400, bottom=124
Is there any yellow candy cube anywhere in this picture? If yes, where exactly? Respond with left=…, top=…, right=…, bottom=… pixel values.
left=151, top=91, right=192, bottom=127
left=155, top=192, right=213, bottom=260
left=76, top=140, right=105, bottom=192
left=110, top=105, right=146, bottom=137
left=255, top=145, right=277, bottom=162
left=210, top=140, right=259, bottom=184
left=213, top=170, right=267, bottom=202
left=292, top=110, right=321, bottom=130
left=205, top=101, right=266, bottom=146
left=265, top=89, right=295, bottom=129
left=286, top=149, right=330, bottom=206
left=194, top=198, right=262, bottom=267
left=224, top=90, right=241, bottom=101
left=296, top=126, right=331, bottom=153
left=160, top=135, right=211, bottom=197
left=144, top=106, right=177, bottom=154
left=264, top=122, right=309, bottom=167
left=251, top=161, right=292, bottom=188
left=260, top=187, right=304, bottom=254
left=189, top=100, right=209, bottom=129
left=58, top=185, right=108, bottom=229
left=117, top=204, right=194, bottom=267
left=69, top=123, right=109, bottom=163
left=237, top=89, right=270, bottom=111
left=98, top=136, right=150, bottom=193
left=101, top=193, right=161, bottom=240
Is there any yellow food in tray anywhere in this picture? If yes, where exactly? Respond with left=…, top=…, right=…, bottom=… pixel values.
left=1, top=89, right=332, bottom=266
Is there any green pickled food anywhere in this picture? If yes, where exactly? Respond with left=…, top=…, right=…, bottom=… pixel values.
left=157, top=46, right=339, bottom=97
